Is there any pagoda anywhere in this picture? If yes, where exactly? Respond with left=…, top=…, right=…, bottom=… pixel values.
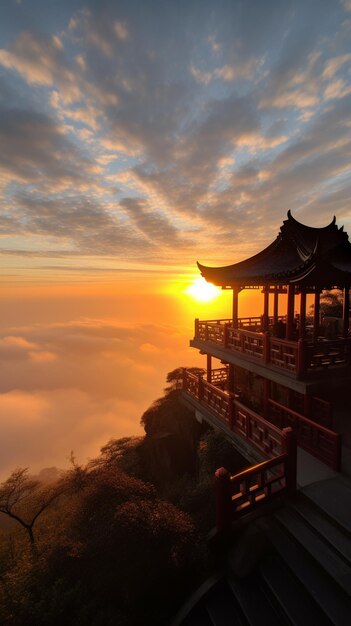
left=176, top=211, right=351, bottom=623
left=181, top=211, right=351, bottom=521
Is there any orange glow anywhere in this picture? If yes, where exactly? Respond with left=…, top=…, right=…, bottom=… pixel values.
left=185, top=277, right=221, bottom=302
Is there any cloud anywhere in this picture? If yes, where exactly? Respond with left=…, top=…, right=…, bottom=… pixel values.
left=0, top=108, right=98, bottom=188
left=0, top=0, right=350, bottom=268
left=190, top=59, right=258, bottom=85
left=0, top=310, right=203, bottom=477
left=0, top=31, right=81, bottom=103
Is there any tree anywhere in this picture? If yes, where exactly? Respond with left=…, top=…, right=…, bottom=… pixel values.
left=0, top=468, right=65, bottom=548
left=310, top=290, right=343, bottom=317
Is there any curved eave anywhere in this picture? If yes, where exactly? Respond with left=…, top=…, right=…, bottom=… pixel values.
left=197, top=211, right=351, bottom=288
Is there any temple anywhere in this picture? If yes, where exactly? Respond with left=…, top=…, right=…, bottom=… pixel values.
left=176, top=212, right=351, bottom=623
left=181, top=211, right=351, bottom=506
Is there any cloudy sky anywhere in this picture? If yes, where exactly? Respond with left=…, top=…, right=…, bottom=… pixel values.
left=0, top=0, right=351, bottom=476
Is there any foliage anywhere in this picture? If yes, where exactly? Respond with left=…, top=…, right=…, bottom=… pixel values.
left=0, top=456, right=197, bottom=625
left=0, top=367, right=247, bottom=624
left=0, top=468, right=65, bottom=547
left=309, top=289, right=343, bottom=317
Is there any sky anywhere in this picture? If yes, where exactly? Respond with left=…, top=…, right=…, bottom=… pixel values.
left=0, top=0, right=351, bottom=477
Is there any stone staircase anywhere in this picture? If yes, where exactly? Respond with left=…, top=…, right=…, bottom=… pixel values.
left=172, top=485, right=351, bottom=626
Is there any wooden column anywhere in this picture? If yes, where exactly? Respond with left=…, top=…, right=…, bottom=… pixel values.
left=343, top=285, right=350, bottom=338
left=232, top=285, right=239, bottom=329
left=273, top=288, right=279, bottom=326
left=263, top=378, right=270, bottom=418
left=313, top=290, right=320, bottom=342
left=206, top=354, right=212, bottom=383
left=228, top=364, right=235, bottom=393
left=215, top=468, right=232, bottom=532
left=263, top=287, right=269, bottom=331
left=299, top=289, right=306, bottom=339
left=283, top=427, right=297, bottom=495
left=286, top=284, right=295, bottom=340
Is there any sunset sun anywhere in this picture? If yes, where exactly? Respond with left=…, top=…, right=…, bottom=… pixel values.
left=186, top=277, right=220, bottom=302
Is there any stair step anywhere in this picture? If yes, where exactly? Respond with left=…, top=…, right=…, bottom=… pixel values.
left=258, top=516, right=351, bottom=624
left=227, top=571, right=286, bottom=626
left=289, top=495, right=351, bottom=564
left=275, top=507, right=351, bottom=596
left=302, top=478, right=351, bottom=534
left=259, top=553, right=332, bottom=626
left=205, top=580, right=248, bottom=626
left=182, top=605, right=213, bottom=626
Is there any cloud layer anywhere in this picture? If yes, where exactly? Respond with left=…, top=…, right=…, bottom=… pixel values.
left=0, top=0, right=350, bottom=270
left=0, top=290, right=204, bottom=477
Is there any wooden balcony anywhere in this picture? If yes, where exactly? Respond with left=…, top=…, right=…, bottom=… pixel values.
left=182, top=370, right=341, bottom=471
left=193, top=318, right=351, bottom=380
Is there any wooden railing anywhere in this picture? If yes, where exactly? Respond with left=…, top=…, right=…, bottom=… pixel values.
left=307, top=339, right=350, bottom=370
left=268, top=399, right=341, bottom=471
left=269, top=337, right=298, bottom=372
left=194, top=318, right=351, bottom=378
left=182, top=371, right=285, bottom=458
left=311, top=396, right=333, bottom=427
left=227, top=327, right=265, bottom=359
left=214, top=427, right=296, bottom=531
left=210, top=367, right=228, bottom=385
left=182, top=370, right=341, bottom=471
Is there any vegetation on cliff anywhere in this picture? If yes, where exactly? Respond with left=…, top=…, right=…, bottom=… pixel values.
left=0, top=368, right=246, bottom=625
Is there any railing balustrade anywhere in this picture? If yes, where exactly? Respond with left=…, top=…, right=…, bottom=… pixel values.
left=182, top=370, right=341, bottom=471
left=194, top=318, right=351, bottom=377
left=210, top=367, right=228, bottom=385
left=214, top=427, right=296, bottom=531
left=182, top=371, right=285, bottom=458
left=268, top=399, right=341, bottom=470
left=311, top=396, right=333, bottom=427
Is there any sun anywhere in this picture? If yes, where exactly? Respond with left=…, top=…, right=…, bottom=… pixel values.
left=185, top=277, right=220, bottom=302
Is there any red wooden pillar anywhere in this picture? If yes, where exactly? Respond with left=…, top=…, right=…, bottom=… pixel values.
left=214, top=467, right=232, bottom=532
left=313, top=290, right=320, bottom=342
left=286, top=284, right=295, bottom=340
left=263, top=378, right=270, bottom=418
left=299, top=289, right=306, bottom=339
left=282, top=427, right=297, bottom=495
left=263, top=287, right=269, bottom=331
left=232, top=285, right=239, bottom=329
left=304, top=393, right=312, bottom=418
left=228, top=364, right=235, bottom=393
left=273, top=288, right=279, bottom=326
left=206, top=354, right=212, bottom=383
left=297, top=338, right=306, bottom=379
left=343, top=285, right=350, bottom=338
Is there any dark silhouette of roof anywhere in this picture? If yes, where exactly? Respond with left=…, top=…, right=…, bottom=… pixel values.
left=198, top=211, right=351, bottom=288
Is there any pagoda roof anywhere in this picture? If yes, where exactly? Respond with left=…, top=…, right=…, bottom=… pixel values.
left=198, top=211, right=351, bottom=289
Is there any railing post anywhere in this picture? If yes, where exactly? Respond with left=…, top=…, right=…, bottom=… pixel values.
left=224, top=324, right=228, bottom=348
left=282, top=427, right=297, bottom=495
left=214, top=467, right=232, bottom=532
left=297, top=338, right=306, bottom=379
left=263, top=331, right=270, bottom=364
left=334, top=434, right=342, bottom=472
left=229, top=394, right=235, bottom=430
left=198, top=375, right=203, bottom=402
left=195, top=318, right=199, bottom=339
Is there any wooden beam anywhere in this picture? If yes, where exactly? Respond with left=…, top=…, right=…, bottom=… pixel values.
left=313, top=291, right=320, bottom=342
left=286, top=284, right=295, bottom=340
left=232, top=286, right=239, bottom=329
left=206, top=354, right=212, bottom=383
left=273, top=289, right=279, bottom=326
left=299, top=290, right=306, bottom=338
left=263, top=287, right=269, bottom=331
left=343, top=286, right=350, bottom=338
